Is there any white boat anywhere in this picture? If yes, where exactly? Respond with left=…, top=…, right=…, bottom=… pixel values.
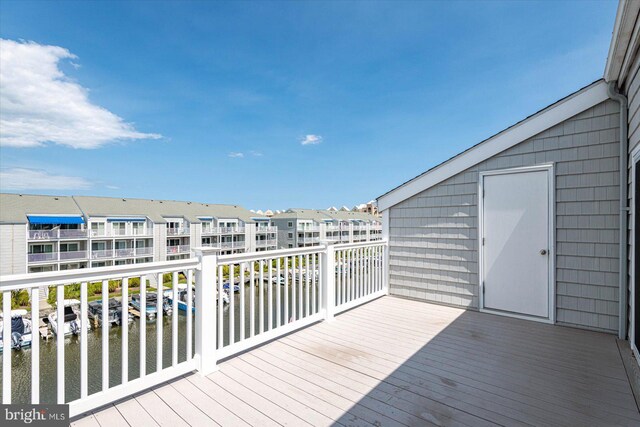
left=48, top=299, right=89, bottom=336
left=0, top=309, right=33, bottom=352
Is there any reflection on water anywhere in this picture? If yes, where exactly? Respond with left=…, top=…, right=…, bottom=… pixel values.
left=0, top=284, right=318, bottom=404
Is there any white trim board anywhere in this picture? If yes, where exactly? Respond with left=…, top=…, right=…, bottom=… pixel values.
left=604, top=0, right=640, bottom=85
left=630, top=145, right=640, bottom=362
left=478, top=164, right=556, bottom=325
left=378, top=80, right=609, bottom=212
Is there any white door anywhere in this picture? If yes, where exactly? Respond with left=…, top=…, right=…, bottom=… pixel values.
left=481, top=168, right=551, bottom=320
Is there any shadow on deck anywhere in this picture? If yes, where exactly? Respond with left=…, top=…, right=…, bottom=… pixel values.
left=72, top=296, right=640, bottom=426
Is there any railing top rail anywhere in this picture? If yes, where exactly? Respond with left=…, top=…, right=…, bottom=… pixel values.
left=0, top=258, right=199, bottom=291
left=332, top=240, right=388, bottom=250
left=213, top=245, right=324, bottom=264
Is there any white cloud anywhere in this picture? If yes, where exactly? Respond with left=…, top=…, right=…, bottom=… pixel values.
left=300, top=134, right=322, bottom=145
left=249, top=150, right=262, bottom=156
left=0, top=39, right=161, bottom=149
left=228, top=152, right=244, bottom=158
left=0, top=168, right=92, bottom=190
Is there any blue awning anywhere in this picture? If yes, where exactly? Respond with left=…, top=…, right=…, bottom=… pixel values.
left=27, top=215, right=84, bottom=225
left=198, top=216, right=214, bottom=220
left=251, top=217, right=270, bottom=221
left=107, top=217, right=146, bottom=222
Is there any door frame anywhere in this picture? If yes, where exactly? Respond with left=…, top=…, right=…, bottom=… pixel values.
left=630, top=145, right=640, bottom=361
left=478, top=163, right=556, bottom=324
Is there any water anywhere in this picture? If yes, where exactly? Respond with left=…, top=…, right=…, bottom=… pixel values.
left=0, top=284, right=319, bottom=404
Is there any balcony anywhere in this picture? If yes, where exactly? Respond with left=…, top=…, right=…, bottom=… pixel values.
left=298, top=236, right=320, bottom=244
left=297, top=225, right=319, bottom=232
left=28, top=229, right=88, bottom=240
left=256, top=226, right=277, bottom=233
left=114, top=248, right=135, bottom=258
left=91, top=249, right=112, bottom=259
left=90, top=228, right=152, bottom=238
left=167, top=244, right=191, bottom=254
left=256, top=239, right=277, bottom=247
left=220, top=241, right=245, bottom=249
left=325, top=225, right=340, bottom=232
left=167, top=227, right=190, bottom=236
left=135, top=246, right=153, bottom=256
left=58, top=250, right=87, bottom=261
left=27, top=252, right=58, bottom=263
left=6, top=240, right=635, bottom=426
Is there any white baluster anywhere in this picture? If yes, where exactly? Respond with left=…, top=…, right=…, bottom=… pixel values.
left=102, top=279, right=109, bottom=391
left=172, top=272, right=178, bottom=367
left=2, top=290, right=11, bottom=404
left=80, top=282, right=88, bottom=398
left=122, top=278, right=129, bottom=384
left=186, top=269, right=193, bottom=360
left=140, top=274, right=147, bottom=378
left=56, top=284, right=64, bottom=403
left=31, top=287, right=40, bottom=403
left=156, top=273, right=163, bottom=372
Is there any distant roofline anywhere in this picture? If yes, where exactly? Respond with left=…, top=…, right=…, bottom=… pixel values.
left=377, top=79, right=610, bottom=211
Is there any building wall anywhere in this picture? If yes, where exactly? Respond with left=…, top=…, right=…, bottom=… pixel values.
left=0, top=224, right=27, bottom=275
left=388, top=99, right=621, bottom=333
left=154, top=225, right=167, bottom=261
left=624, top=44, right=640, bottom=338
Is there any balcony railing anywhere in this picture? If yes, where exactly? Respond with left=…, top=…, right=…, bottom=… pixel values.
left=220, top=241, right=246, bottom=249
left=0, top=240, right=387, bottom=417
left=28, top=229, right=88, bottom=240
left=135, top=247, right=153, bottom=256
left=256, top=239, right=277, bottom=247
left=167, top=227, right=190, bottom=236
left=256, top=226, right=277, bottom=233
left=114, top=248, right=135, bottom=258
left=90, top=228, right=152, bottom=238
left=297, top=225, right=319, bottom=232
left=59, top=250, right=88, bottom=261
left=167, top=245, right=191, bottom=254
left=91, top=249, right=112, bottom=259
left=27, top=252, right=58, bottom=263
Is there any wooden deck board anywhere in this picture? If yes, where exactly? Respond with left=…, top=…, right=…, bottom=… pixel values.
left=71, top=296, right=640, bottom=426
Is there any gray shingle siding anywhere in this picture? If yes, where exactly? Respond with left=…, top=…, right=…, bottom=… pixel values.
left=388, top=99, right=621, bottom=333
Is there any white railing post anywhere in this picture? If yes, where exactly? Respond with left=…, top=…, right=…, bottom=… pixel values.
left=194, top=247, right=219, bottom=375
left=321, top=243, right=336, bottom=321
left=383, top=242, right=390, bottom=295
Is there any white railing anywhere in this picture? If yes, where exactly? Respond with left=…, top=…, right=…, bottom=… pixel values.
left=27, top=252, right=58, bottom=263
left=91, top=249, right=112, bottom=259
left=90, top=228, right=152, bottom=238
left=167, top=228, right=190, bottom=236
left=256, top=239, right=277, bottom=247
left=114, top=248, right=135, bottom=258
left=297, top=225, right=319, bottom=232
left=59, top=250, right=88, bottom=261
left=0, top=240, right=387, bottom=418
left=29, top=229, right=88, bottom=240
left=135, top=247, right=153, bottom=256
left=167, top=245, right=190, bottom=254
left=256, top=226, right=277, bottom=233
left=298, top=236, right=320, bottom=244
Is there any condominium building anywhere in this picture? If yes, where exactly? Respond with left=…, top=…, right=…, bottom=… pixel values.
left=0, top=193, right=278, bottom=275
left=271, top=208, right=382, bottom=248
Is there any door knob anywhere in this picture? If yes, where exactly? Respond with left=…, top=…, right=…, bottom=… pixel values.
left=540, top=249, right=547, bottom=255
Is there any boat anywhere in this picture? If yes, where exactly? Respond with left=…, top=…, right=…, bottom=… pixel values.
left=218, top=289, right=230, bottom=305
left=222, top=282, right=240, bottom=292
left=271, top=275, right=286, bottom=285
left=141, top=292, right=172, bottom=316
left=88, top=299, right=133, bottom=326
left=130, top=293, right=158, bottom=320
left=48, top=300, right=89, bottom=336
left=168, top=288, right=195, bottom=313
left=0, top=310, right=33, bottom=352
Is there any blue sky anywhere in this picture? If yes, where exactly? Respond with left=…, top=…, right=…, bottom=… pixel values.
left=0, top=1, right=618, bottom=210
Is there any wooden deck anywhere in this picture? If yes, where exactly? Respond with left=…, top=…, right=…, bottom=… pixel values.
left=70, top=296, right=640, bottom=426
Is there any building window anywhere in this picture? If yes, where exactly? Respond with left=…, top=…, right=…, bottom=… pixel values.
left=288, top=244, right=293, bottom=248
left=288, top=232, right=293, bottom=239
left=288, top=222, right=293, bottom=228
left=91, top=222, right=105, bottom=236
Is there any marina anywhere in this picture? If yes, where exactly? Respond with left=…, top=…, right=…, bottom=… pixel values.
left=0, top=283, right=316, bottom=404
